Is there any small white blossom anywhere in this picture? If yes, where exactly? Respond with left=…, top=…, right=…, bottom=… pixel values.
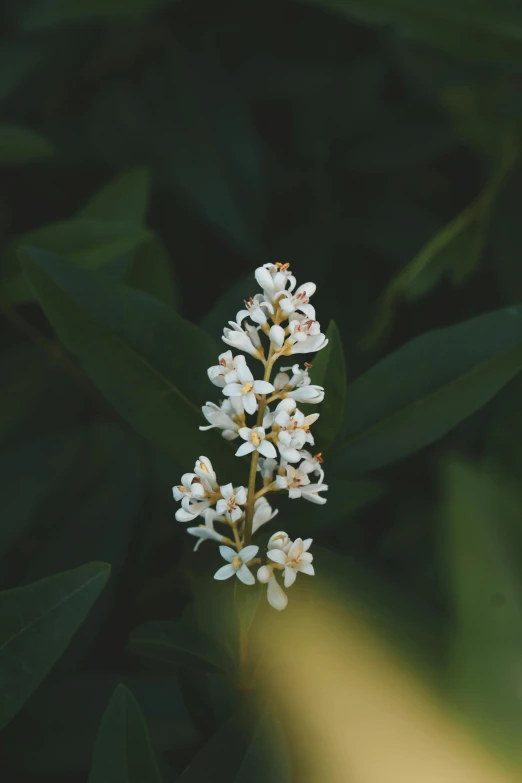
left=223, top=362, right=274, bottom=415
left=288, top=385, right=325, bottom=404
left=281, top=363, right=311, bottom=388
left=267, top=537, right=314, bottom=588
left=268, top=530, right=292, bottom=553
left=222, top=321, right=261, bottom=357
left=200, top=401, right=240, bottom=439
left=299, top=450, right=325, bottom=483
left=255, top=263, right=296, bottom=302
left=266, top=575, right=288, bottom=610
left=236, top=426, right=277, bottom=458
left=276, top=464, right=328, bottom=503
left=207, top=351, right=246, bottom=388
left=257, top=564, right=271, bottom=583
left=287, top=316, right=328, bottom=354
left=252, top=497, right=278, bottom=533
left=257, top=456, right=278, bottom=483
left=274, top=403, right=319, bottom=463
left=194, top=456, right=218, bottom=490
left=216, top=483, right=247, bottom=522
left=269, top=324, right=286, bottom=350
left=273, top=371, right=291, bottom=390
left=187, top=510, right=226, bottom=551
left=236, top=294, right=273, bottom=326
left=279, top=282, right=316, bottom=319
left=214, top=545, right=259, bottom=585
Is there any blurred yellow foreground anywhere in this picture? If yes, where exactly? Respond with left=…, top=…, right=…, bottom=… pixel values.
left=261, top=600, right=521, bottom=783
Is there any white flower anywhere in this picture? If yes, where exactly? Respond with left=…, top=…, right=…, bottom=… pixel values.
left=200, top=401, right=240, bottom=439
left=194, top=456, right=218, bottom=490
left=268, top=530, right=292, bottom=553
left=274, top=404, right=319, bottom=463
left=281, top=363, right=311, bottom=388
left=236, top=427, right=277, bottom=458
left=236, top=294, right=273, bottom=326
left=216, top=483, right=247, bottom=522
left=252, top=497, right=278, bottom=533
left=279, top=282, right=316, bottom=319
left=276, top=464, right=328, bottom=503
left=269, top=324, right=285, bottom=350
left=255, top=262, right=296, bottom=302
left=214, top=545, right=259, bottom=585
left=187, top=510, right=226, bottom=551
left=257, top=456, right=278, bottom=483
left=273, top=371, right=291, bottom=390
left=299, top=450, right=325, bottom=483
left=207, top=351, right=246, bottom=388
left=287, top=316, right=328, bottom=354
left=223, top=362, right=274, bottom=415
left=266, top=575, right=288, bottom=610
left=267, top=537, right=314, bottom=587
left=222, top=321, right=261, bottom=358
left=172, top=472, right=202, bottom=503
left=288, top=385, right=325, bottom=404
left=173, top=471, right=211, bottom=522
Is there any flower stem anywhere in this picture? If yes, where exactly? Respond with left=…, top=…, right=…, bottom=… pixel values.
left=243, top=344, right=276, bottom=545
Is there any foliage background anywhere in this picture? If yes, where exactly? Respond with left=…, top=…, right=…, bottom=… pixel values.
left=2, top=0, right=522, bottom=780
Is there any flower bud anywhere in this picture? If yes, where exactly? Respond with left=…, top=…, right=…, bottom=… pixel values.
left=269, top=324, right=285, bottom=350
left=257, top=565, right=271, bottom=583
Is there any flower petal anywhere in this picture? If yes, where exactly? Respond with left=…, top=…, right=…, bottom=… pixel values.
left=236, top=442, right=255, bottom=457
left=214, top=563, right=236, bottom=580
left=299, top=563, right=315, bottom=576
left=240, top=544, right=260, bottom=563
left=258, top=439, right=277, bottom=458
left=223, top=383, right=243, bottom=397
left=243, top=391, right=258, bottom=415
left=284, top=566, right=297, bottom=588
left=236, top=564, right=255, bottom=585
left=219, top=545, right=236, bottom=562
left=267, top=577, right=288, bottom=611
left=253, top=380, right=275, bottom=394
left=236, top=362, right=254, bottom=384
left=267, top=549, right=286, bottom=565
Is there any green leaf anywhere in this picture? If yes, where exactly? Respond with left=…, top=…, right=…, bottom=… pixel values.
left=234, top=580, right=262, bottom=635
left=0, top=124, right=54, bottom=164
left=235, top=711, right=292, bottom=783
left=443, top=460, right=522, bottom=761
left=0, top=430, right=81, bottom=560
left=128, top=621, right=230, bottom=674
left=19, top=247, right=239, bottom=476
left=301, top=0, right=522, bottom=64
left=334, top=307, right=522, bottom=475
left=0, top=561, right=110, bottom=731
left=200, top=273, right=257, bottom=339
left=309, top=320, right=347, bottom=452
left=88, top=684, right=162, bottom=783
left=77, top=167, right=151, bottom=225
left=1, top=219, right=150, bottom=304
left=362, top=154, right=518, bottom=348
left=125, top=237, right=177, bottom=309
left=0, top=339, right=49, bottom=443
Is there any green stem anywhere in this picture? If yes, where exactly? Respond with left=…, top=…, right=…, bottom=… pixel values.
left=243, top=346, right=276, bottom=545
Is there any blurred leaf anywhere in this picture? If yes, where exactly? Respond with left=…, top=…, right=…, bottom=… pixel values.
left=176, top=708, right=254, bottom=782
left=3, top=674, right=198, bottom=778
left=88, top=684, right=162, bottom=783
left=491, top=157, right=522, bottom=303
left=125, top=237, right=178, bottom=309
left=0, top=339, right=49, bottom=442
left=0, top=430, right=81, bottom=560
left=1, top=219, right=150, bottom=303
left=128, top=621, right=230, bottom=675
left=19, top=247, right=239, bottom=476
left=444, top=460, right=522, bottom=761
left=19, top=0, right=168, bottom=30
left=0, top=561, right=110, bottom=731
left=309, top=320, right=346, bottom=452
left=0, top=124, right=54, bottom=164
left=0, top=44, right=41, bottom=101
left=361, top=171, right=506, bottom=348
left=234, top=580, right=262, bottom=636
left=335, top=307, right=522, bottom=475
left=303, top=0, right=522, bottom=64
left=235, top=710, right=292, bottom=783
left=77, top=167, right=151, bottom=224
left=201, top=273, right=256, bottom=339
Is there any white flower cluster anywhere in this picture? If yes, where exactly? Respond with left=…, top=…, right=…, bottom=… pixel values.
left=172, top=263, right=329, bottom=610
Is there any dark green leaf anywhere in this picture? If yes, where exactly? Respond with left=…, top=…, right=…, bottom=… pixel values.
left=235, top=711, right=292, bottom=783
left=310, top=320, right=347, bottom=452
left=0, top=430, right=81, bottom=560
left=0, top=124, right=54, bottom=164
left=19, top=247, right=239, bottom=476
left=88, top=684, right=162, bottom=783
left=125, top=237, right=177, bottom=309
left=20, top=0, right=168, bottom=29
left=77, top=167, right=151, bottom=224
left=335, top=307, right=522, bottom=475
left=1, top=219, right=150, bottom=303
left=128, top=621, right=230, bottom=674
left=201, top=273, right=257, bottom=339
left=0, top=561, right=110, bottom=731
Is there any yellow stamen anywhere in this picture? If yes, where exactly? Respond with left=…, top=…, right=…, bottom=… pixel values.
left=233, top=556, right=242, bottom=569
left=241, top=382, right=254, bottom=394
left=251, top=431, right=261, bottom=446
left=314, top=452, right=324, bottom=463
left=275, top=262, right=290, bottom=271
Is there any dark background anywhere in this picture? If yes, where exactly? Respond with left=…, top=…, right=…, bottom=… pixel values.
left=2, top=0, right=522, bottom=780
